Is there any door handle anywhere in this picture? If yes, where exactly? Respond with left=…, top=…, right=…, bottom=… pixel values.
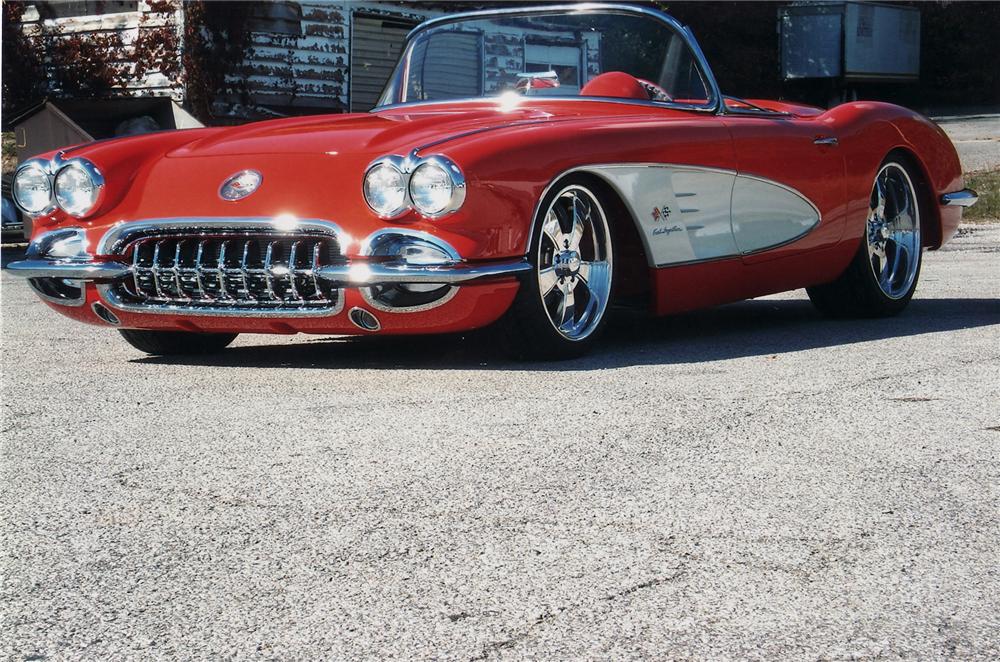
left=813, top=136, right=839, bottom=146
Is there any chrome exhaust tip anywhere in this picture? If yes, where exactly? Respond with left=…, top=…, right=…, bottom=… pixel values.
left=348, top=307, right=381, bottom=332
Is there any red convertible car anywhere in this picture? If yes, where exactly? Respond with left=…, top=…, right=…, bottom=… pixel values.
left=9, top=4, right=978, bottom=359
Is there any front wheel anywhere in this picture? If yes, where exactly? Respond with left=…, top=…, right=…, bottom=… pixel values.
left=497, top=180, right=615, bottom=360
left=118, top=329, right=238, bottom=356
left=807, top=159, right=923, bottom=318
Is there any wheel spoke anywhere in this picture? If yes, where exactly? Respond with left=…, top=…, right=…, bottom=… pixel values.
left=871, top=243, right=887, bottom=277
left=872, top=177, right=886, bottom=220
left=569, top=194, right=587, bottom=251
left=557, top=282, right=576, bottom=329
left=886, top=238, right=908, bottom=286
left=538, top=267, right=558, bottom=296
left=542, top=211, right=566, bottom=250
left=578, top=260, right=609, bottom=308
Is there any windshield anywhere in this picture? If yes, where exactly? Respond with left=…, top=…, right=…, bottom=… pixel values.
left=377, top=7, right=717, bottom=110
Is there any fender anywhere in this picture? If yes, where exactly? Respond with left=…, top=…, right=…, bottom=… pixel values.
left=823, top=102, right=963, bottom=249
left=23, top=127, right=225, bottom=239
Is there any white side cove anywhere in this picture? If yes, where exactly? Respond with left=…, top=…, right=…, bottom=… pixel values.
left=579, top=164, right=820, bottom=267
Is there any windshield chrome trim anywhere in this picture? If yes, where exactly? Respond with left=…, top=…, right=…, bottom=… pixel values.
left=374, top=95, right=718, bottom=116
left=386, top=3, right=722, bottom=115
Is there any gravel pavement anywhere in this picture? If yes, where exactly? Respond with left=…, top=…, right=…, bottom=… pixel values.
left=2, top=224, right=999, bottom=660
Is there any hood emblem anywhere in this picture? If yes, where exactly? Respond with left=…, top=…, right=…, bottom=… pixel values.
left=219, top=170, right=262, bottom=201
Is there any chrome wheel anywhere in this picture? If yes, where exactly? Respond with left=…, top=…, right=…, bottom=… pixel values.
left=536, top=185, right=613, bottom=341
left=867, top=163, right=921, bottom=300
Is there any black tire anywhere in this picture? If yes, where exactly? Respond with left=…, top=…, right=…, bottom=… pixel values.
left=807, top=158, right=924, bottom=318
left=497, top=177, right=616, bottom=360
left=118, top=329, right=238, bottom=356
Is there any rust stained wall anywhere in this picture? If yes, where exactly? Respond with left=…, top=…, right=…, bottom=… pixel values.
left=17, top=0, right=185, bottom=100
left=229, top=2, right=437, bottom=115
left=14, top=1, right=440, bottom=119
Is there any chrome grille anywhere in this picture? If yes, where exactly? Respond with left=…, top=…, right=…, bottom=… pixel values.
left=114, top=233, right=342, bottom=311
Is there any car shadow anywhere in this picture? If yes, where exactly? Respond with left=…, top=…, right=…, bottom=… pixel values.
left=132, top=296, right=1000, bottom=371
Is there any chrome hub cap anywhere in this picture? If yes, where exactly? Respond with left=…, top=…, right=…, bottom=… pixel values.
left=867, top=163, right=921, bottom=299
left=537, top=185, right=613, bottom=341
left=554, top=250, right=582, bottom=277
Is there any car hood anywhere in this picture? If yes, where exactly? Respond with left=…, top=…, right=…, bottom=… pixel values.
left=165, top=100, right=690, bottom=159
left=166, top=105, right=573, bottom=159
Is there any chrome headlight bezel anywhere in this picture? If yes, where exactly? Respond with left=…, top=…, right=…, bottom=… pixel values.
left=408, top=155, right=466, bottom=219
left=12, top=158, right=56, bottom=216
left=11, top=155, right=106, bottom=219
left=363, top=153, right=466, bottom=220
left=53, top=158, right=105, bottom=218
left=363, top=156, right=409, bottom=219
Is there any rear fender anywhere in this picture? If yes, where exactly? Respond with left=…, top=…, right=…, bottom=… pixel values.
left=824, top=102, right=963, bottom=249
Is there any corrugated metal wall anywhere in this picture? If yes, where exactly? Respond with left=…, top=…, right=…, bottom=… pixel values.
left=227, top=2, right=435, bottom=117
left=349, top=14, right=417, bottom=112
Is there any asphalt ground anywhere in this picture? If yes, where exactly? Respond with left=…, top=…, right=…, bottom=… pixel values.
left=1, top=221, right=998, bottom=659
left=933, top=114, right=1000, bottom=173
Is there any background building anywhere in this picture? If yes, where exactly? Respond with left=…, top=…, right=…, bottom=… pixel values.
left=2, top=1, right=998, bottom=133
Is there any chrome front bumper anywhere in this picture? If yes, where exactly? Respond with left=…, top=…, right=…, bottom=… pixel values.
left=6, top=256, right=530, bottom=285
left=7, top=260, right=133, bottom=280
left=8, top=221, right=530, bottom=319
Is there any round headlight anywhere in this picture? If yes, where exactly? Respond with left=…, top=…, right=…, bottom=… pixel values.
left=363, top=162, right=406, bottom=217
left=13, top=164, right=52, bottom=214
left=409, top=162, right=455, bottom=217
left=54, top=161, right=103, bottom=217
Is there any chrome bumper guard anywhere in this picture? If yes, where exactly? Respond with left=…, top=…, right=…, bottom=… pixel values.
left=940, top=189, right=978, bottom=207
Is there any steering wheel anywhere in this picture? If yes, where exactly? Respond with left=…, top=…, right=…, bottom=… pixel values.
left=636, top=78, right=673, bottom=102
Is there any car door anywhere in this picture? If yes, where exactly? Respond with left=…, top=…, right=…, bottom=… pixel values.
left=722, top=114, right=847, bottom=264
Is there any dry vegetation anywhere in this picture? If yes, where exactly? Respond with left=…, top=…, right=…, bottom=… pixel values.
left=963, top=169, right=1000, bottom=222
left=2, top=131, right=16, bottom=176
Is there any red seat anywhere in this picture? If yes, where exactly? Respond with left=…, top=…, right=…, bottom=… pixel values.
left=580, top=72, right=649, bottom=100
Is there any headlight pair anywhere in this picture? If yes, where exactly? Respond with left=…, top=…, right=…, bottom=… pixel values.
left=363, top=155, right=465, bottom=219
left=12, top=156, right=105, bottom=218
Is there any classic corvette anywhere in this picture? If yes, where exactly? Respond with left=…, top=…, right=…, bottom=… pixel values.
left=9, top=3, right=978, bottom=359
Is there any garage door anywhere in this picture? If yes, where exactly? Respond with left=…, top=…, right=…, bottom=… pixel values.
left=350, top=15, right=418, bottom=112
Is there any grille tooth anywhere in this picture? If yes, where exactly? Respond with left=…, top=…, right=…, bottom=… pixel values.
left=193, top=240, right=207, bottom=298
left=150, top=241, right=168, bottom=299
left=116, top=232, right=342, bottom=312
left=285, top=241, right=301, bottom=301
left=309, top=242, right=324, bottom=300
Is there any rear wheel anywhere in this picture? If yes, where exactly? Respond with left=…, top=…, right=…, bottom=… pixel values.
left=498, top=180, right=614, bottom=360
left=119, top=329, right=238, bottom=356
left=807, top=159, right=923, bottom=317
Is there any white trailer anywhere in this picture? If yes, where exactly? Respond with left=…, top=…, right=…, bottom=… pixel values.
left=779, top=1, right=920, bottom=82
